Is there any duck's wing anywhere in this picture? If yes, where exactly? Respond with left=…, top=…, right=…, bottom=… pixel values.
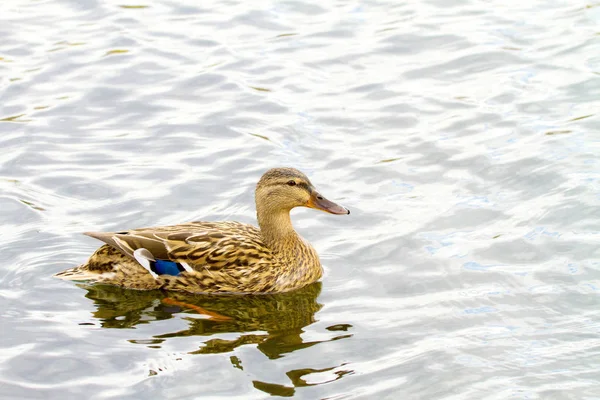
left=84, top=221, right=270, bottom=276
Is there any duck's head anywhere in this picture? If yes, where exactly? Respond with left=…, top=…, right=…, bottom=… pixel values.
left=255, top=167, right=349, bottom=215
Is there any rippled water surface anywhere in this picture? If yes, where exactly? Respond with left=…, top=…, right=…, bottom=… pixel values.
left=1, top=0, right=600, bottom=398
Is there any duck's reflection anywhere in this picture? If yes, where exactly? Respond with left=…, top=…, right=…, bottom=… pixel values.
left=81, top=282, right=354, bottom=394
left=81, top=282, right=351, bottom=359
left=253, top=364, right=354, bottom=397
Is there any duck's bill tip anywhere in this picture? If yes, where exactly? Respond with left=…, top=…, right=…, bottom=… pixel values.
left=325, top=204, right=350, bottom=215
left=331, top=206, right=350, bottom=215
left=307, top=194, right=350, bottom=215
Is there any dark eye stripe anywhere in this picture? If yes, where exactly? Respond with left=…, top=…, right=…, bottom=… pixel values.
left=298, top=182, right=310, bottom=191
left=269, top=180, right=311, bottom=190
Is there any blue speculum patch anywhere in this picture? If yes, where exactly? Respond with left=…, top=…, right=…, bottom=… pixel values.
left=153, top=259, right=183, bottom=276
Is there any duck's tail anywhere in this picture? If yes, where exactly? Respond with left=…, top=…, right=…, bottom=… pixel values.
left=54, top=265, right=102, bottom=281
left=54, top=244, right=163, bottom=290
left=54, top=244, right=121, bottom=282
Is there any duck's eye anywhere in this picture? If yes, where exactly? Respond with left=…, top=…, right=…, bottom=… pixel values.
left=287, top=180, right=297, bottom=186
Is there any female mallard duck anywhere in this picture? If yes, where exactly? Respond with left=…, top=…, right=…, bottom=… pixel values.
left=55, top=167, right=349, bottom=294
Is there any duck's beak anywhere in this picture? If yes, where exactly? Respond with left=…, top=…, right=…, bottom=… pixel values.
left=307, top=190, right=350, bottom=215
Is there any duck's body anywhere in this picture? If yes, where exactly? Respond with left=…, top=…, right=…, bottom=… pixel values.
left=55, top=168, right=349, bottom=294
left=58, top=221, right=321, bottom=293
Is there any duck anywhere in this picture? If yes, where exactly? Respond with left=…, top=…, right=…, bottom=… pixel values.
left=55, top=167, right=350, bottom=294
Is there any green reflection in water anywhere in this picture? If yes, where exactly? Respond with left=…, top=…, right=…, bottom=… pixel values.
left=81, top=283, right=354, bottom=394
left=80, top=283, right=353, bottom=393
left=81, top=282, right=351, bottom=356
left=253, top=364, right=354, bottom=397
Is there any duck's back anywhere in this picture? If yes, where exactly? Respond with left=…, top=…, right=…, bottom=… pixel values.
left=56, top=221, right=288, bottom=293
left=107, top=220, right=270, bottom=268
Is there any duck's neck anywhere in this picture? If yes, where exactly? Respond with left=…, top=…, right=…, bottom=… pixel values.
left=257, top=207, right=301, bottom=251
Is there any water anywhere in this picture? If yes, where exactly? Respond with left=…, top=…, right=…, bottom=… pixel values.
left=1, top=0, right=599, bottom=398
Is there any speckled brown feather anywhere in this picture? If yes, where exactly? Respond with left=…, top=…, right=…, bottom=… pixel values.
left=56, top=222, right=321, bottom=293
left=54, top=167, right=347, bottom=294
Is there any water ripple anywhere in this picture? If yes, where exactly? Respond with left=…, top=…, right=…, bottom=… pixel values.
left=1, top=0, right=599, bottom=398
